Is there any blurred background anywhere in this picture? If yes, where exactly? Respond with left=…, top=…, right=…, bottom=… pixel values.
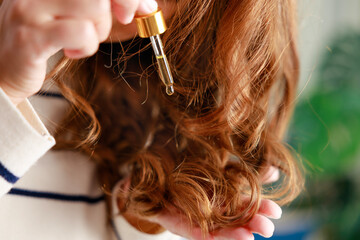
left=257, top=0, right=360, bottom=239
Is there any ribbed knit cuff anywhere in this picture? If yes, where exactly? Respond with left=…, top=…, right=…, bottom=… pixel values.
left=0, top=88, right=55, bottom=196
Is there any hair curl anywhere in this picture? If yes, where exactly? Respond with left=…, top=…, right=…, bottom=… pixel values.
left=47, top=0, right=303, bottom=236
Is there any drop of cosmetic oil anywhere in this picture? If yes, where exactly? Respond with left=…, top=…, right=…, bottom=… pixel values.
left=166, top=85, right=174, bottom=95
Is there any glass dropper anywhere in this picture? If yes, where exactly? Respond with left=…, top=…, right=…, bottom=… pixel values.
left=135, top=9, right=174, bottom=96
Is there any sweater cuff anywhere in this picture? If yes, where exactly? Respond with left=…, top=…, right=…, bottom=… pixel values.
left=0, top=88, right=55, bottom=195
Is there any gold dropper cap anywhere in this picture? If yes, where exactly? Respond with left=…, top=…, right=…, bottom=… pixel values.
left=135, top=9, right=174, bottom=96
left=135, top=9, right=167, bottom=38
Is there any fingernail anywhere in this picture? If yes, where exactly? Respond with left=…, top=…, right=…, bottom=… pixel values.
left=277, top=207, right=282, bottom=219
left=255, top=232, right=273, bottom=239
left=254, top=227, right=274, bottom=239
left=273, top=205, right=282, bottom=219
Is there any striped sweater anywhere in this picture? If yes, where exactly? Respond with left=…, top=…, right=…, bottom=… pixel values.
left=0, top=85, right=182, bottom=240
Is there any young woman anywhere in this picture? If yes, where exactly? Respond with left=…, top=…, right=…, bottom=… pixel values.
left=0, top=0, right=303, bottom=239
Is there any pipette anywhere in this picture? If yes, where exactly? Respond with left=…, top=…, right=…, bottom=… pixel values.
left=135, top=9, right=174, bottom=95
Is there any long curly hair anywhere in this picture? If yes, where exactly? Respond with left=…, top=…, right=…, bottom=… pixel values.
left=47, top=0, right=303, bottom=236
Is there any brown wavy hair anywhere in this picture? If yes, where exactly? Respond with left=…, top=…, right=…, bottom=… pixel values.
left=47, top=0, right=303, bottom=236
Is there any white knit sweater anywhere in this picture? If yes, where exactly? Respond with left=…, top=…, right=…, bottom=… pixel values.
left=0, top=86, right=182, bottom=240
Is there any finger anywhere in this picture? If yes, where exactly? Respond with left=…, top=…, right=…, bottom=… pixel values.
left=245, top=214, right=275, bottom=238
left=42, top=19, right=99, bottom=59
left=112, top=0, right=140, bottom=24
left=213, top=227, right=254, bottom=240
left=150, top=209, right=203, bottom=240
left=261, top=166, right=280, bottom=184
left=258, top=199, right=282, bottom=219
left=137, top=0, right=159, bottom=15
left=20, top=0, right=111, bottom=23
left=11, top=0, right=112, bottom=44
left=112, top=0, right=158, bottom=24
left=94, top=12, right=112, bottom=42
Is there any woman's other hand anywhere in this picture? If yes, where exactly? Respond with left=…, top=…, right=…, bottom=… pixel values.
left=0, top=0, right=157, bottom=106
left=150, top=198, right=281, bottom=240
left=150, top=166, right=281, bottom=240
left=119, top=166, right=282, bottom=240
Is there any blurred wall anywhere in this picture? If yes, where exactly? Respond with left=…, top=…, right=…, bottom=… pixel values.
left=298, top=0, right=360, bottom=95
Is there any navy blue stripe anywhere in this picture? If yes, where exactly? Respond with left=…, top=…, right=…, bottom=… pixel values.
left=9, top=188, right=105, bottom=204
left=0, top=161, right=19, bottom=184
left=36, top=91, right=64, bottom=99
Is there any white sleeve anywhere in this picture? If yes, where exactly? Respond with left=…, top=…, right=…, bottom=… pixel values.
left=0, top=87, right=55, bottom=196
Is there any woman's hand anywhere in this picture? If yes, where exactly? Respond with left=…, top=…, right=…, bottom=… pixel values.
left=150, top=198, right=281, bottom=240
left=0, top=0, right=157, bottom=105
left=118, top=166, right=281, bottom=240
left=150, top=166, right=281, bottom=240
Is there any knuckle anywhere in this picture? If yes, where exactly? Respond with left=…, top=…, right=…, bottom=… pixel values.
left=76, top=22, right=99, bottom=56
left=52, top=22, right=74, bottom=41
left=77, top=20, right=96, bottom=39
left=10, top=0, right=30, bottom=23
left=13, top=25, right=30, bottom=46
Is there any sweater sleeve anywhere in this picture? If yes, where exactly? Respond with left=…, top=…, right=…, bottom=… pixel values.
left=0, top=88, right=55, bottom=196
